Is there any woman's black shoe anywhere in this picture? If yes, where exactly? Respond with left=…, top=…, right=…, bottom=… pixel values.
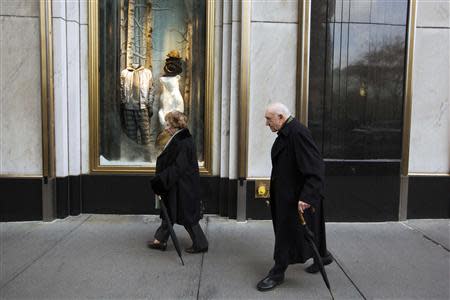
left=185, top=246, right=208, bottom=254
left=147, top=241, right=167, bottom=251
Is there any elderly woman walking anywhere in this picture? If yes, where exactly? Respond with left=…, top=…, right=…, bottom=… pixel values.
left=148, top=110, right=208, bottom=253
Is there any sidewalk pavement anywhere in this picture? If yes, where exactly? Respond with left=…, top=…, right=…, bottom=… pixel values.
left=1, top=215, right=448, bottom=299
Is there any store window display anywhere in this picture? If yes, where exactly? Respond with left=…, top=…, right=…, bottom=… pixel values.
left=97, top=0, right=207, bottom=168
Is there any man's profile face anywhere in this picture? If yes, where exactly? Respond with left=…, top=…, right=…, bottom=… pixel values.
left=265, top=110, right=283, bottom=132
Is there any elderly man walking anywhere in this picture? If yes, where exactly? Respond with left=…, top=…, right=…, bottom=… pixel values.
left=257, top=102, right=333, bottom=292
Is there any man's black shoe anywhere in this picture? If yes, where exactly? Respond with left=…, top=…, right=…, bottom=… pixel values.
left=305, top=254, right=333, bottom=274
left=185, top=246, right=208, bottom=254
left=256, top=275, right=284, bottom=292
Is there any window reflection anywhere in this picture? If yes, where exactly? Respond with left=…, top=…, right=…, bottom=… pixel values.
left=309, top=0, right=408, bottom=159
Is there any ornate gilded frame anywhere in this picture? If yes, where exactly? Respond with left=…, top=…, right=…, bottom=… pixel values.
left=88, top=0, right=215, bottom=174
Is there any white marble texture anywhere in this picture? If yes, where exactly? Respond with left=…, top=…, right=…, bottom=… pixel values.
left=417, top=0, right=450, bottom=28
left=231, top=0, right=241, bottom=22
left=0, top=0, right=39, bottom=17
left=67, top=21, right=81, bottom=175
left=223, top=0, right=232, bottom=25
left=214, top=0, right=223, bottom=26
left=220, top=22, right=232, bottom=179
left=80, top=0, right=88, bottom=25
left=228, top=13, right=241, bottom=180
left=66, top=0, right=80, bottom=22
left=248, top=23, right=298, bottom=178
left=212, top=1, right=223, bottom=176
left=80, top=24, right=89, bottom=174
left=252, top=0, right=298, bottom=23
left=52, top=17, right=69, bottom=177
left=0, top=17, right=42, bottom=174
left=52, top=0, right=66, bottom=19
left=409, top=28, right=450, bottom=174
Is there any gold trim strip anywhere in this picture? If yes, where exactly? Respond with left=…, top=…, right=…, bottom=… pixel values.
left=247, top=177, right=270, bottom=181
left=296, top=0, right=311, bottom=125
left=401, top=0, right=417, bottom=176
left=88, top=1, right=99, bottom=173
left=202, top=0, right=215, bottom=175
left=39, top=0, right=55, bottom=179
left=88, top=1, right=214, bottom=175
left=408, top=173, right=450, bottom=177
left=238, top=0, right=251, bottom=179
left=0, top=175, right=43, bottom=179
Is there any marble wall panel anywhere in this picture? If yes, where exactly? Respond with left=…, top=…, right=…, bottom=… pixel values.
left=80, top=0, right=88, bottom=25
left=212, top=1, right=223, bottom=176
left=215, top=0, right=223, bottom=26
left=52, top=0, right=66, bottom=19
left=417, top=0, right=450, bottom=28
left=232, top=0, right=241, bottom=22
left=67, top=21, right=81, bottom=175
left=0, top=17, right=42, bottom=174
left=80, top=24, right=89, bottom=174
left=252, top=0, right=298, bottom=23
left=228, top=17, right=241, bottom=179
left=52, top=17, right=69, bottom=177
left=66, top=0, right=80, bottom=22
left=220, top=23, right=232, bottom=178
left=248, top=22, right=298, bottom=178
left=0, top=0, right=39, bottom=17
left=409, top=28, right=450, bottom=173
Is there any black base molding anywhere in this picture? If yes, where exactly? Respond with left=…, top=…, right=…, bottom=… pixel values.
left=323, top=161, right=400, bottom=222
left=0, top=178, right=42, bottom=221
left=56, top=176, right=82, bottom=218
left=407, top=176, right=450, bottom=219
left=2, top=171, right=447, bottom=222
left=246, top=161, right=401, bottom=222
left=81, top=174, right=221, bottom=216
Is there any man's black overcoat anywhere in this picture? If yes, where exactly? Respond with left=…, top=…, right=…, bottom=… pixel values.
left=151, top=128, right=201, bottom=226
left=270, top=117, right=328, bottom=265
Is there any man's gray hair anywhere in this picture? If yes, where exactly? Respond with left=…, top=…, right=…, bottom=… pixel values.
left=266, top=102, right=291, bottom=117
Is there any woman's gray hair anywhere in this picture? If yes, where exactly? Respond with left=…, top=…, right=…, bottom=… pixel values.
left=266, top=102, right=291, bottom=117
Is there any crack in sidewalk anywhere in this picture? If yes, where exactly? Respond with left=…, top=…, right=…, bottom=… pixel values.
left=0, top=215, right=92, bottom=291
left=331, top=251, right=368, bottom=300
left=401, top=222, right=450, bottom=252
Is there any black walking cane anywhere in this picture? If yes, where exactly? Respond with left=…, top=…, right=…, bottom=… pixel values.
left=299, top=212, right=334, bottom=300
left=158, top=196, right=184, bottom=266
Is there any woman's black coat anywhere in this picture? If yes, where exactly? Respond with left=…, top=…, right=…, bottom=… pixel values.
left=270, top=117, right=328, bottom=265
left=150, top=128, right=201, bottom=226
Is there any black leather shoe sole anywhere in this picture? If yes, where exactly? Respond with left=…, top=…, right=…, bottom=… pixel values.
left=185, top=247, right=208, bottom=254
left=306, top=254, right=333, bottom=274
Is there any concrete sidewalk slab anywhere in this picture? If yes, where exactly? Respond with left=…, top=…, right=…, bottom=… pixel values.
left=1, top=215, right=205, bottom=299
left=199, top=217, right=362, bottom=300
left=327, top=222, right=450, bottom=300
left=1, top=215, right=449, bottom=300
left=406, top=219, right=450, bottom=250
left=0, top=215, right=89, bottom=287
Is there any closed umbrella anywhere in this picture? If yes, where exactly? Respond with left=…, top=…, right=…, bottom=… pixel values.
left=158, top=196, right=184, bottom=266
left=299, top=212, right=333, bottom=299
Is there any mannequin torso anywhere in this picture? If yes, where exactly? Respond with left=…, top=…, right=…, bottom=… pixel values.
left=158, top=75, right=184, bottom=125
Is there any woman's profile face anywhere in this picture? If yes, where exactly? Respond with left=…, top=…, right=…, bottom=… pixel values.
left=165, top=121, right=176, bottom=136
